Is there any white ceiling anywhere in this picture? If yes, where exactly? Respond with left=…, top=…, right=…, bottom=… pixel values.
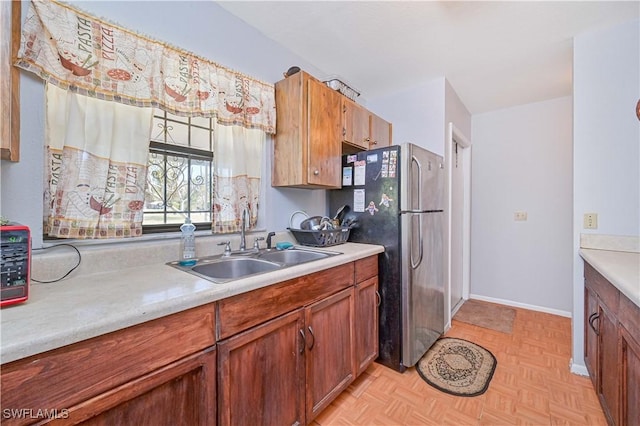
left=216, top=1, right=638, bottom=114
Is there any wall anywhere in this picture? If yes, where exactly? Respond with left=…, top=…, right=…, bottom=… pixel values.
left=368, top=78, right=446, bottom=156
left=470, top=96, right=573, bottom=314
left=444, top=80, right=471, bottom=141
left=572, top=19, right=640, bottom=371
left=0, top=0, right=330, bottom=248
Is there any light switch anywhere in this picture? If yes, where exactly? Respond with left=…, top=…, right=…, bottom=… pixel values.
left=514, top=211, right=527, bottom=221
left=584, top=213, right=598, bottom=229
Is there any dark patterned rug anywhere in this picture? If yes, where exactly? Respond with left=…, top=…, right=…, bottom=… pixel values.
left=416, top=337, right=497, bottom=397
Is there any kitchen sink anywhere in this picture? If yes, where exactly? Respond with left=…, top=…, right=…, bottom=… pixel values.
left=168, top=247, right=340, bottom=284
left=192, top=258, right=281, bottom=281
left=258, top=249, right=330, bottom=265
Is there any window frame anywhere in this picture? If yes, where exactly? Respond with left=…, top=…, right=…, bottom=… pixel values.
left=143, top=109, right=215, bottom=234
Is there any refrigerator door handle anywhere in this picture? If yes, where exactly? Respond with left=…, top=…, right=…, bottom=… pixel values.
left=399, top=209, right=444, bottom=214
left=411, top=214, right=424, bottom=269
left=411, top=155, right=422, bottom=210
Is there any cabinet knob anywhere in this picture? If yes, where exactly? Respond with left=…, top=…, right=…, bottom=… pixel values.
left=371, top=139, right=377, bottom=145
left=314, top=170, right=319, bottom=175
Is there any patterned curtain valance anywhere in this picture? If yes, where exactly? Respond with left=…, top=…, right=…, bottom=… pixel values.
left=16, top=0, right=276, bottom=134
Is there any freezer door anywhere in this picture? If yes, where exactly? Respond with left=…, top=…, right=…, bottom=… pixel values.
left=400, top=144, right=444, bottom=212
left=400, top=210, right=445, bottom=367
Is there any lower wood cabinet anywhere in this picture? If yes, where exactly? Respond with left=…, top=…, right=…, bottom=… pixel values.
left=0, top=303, right=216, bottom=426
left=216, top=255, right=378, bottom=426
left=355, top=276, right=379, bottom=375
left=305, top=288, right=355, bottom=422
left=584, top=261, right=640, bottom=426
left=217, top=309, right=305, bottom=426
left=69, top=348, right=217, bottom=425
left=217, top=288, right=356, bottom=426
left=620, top=325, right=640, bottom=426
left=0, top=256, right=380, bottom=426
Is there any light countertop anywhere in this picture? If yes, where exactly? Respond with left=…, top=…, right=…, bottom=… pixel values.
left=580, top=248, right=640, bottom=308
left=0, top=242, right=384, bottom=365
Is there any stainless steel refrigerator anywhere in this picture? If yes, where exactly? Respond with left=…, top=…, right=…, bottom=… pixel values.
left=329, top=143, right=445, bottom=372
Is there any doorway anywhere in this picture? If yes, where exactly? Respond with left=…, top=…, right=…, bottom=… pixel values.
left=446, top=122, right=471, bottom=328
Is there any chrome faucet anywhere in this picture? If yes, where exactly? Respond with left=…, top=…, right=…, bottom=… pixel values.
left=239, top=208, right=248, bottom=251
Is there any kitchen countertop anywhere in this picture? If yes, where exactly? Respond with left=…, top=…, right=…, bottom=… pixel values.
left=0, top=242, right=384, bottom=365
left=580, top=248, right=640, bottom=308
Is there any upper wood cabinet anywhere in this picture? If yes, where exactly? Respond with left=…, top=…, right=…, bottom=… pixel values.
left=341, top=103, right=393, bottom=154
left=272, top=71, right=342, bottom=189
left=273, top=71, right=393, bottom=187
left=369, top=112, right=392, bottom=149
left=1, top=0, right=20, bottom=162
left=342, top=98, right=370, bottom=151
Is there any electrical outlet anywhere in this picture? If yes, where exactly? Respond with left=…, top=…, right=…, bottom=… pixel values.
left=584, top=213, right=598, bottom=229
left=514, top=211, right=527, bottom=221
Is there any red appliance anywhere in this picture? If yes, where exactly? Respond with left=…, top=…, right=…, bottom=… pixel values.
left=1, top=223, right=30, bottom=307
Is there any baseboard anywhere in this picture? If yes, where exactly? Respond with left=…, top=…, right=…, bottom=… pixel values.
left=468, top=294, right=572, bottom=318
left=570, top=360, right=589, bottom=376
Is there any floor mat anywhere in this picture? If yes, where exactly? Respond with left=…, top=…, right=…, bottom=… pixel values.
left=416, top=337, right=497, bottom=397
left=453, top=299, right=516, bottom=334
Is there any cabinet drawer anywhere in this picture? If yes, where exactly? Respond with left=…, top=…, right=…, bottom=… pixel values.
left=355, top=255, right=378, bottom=283
left=217, top=262, right=355, bottom=340
left=0, top=303, right=216, bottom=419
left=585, top=263, right=619, bottom=314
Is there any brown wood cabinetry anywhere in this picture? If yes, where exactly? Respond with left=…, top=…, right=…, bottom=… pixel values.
left=1, top=0, right=20, bottom=162
left=69, top=348, right=217, bottom=425
left=272, top=71, right=342, bottom=189
left=584, top=261, right=640, bottom=426
left=1, top=255, right=380, bottom=426
left=585, top=284, right=599, bottom=386
left=369, top=112, right=392, bottom=149
left=217, top=309, right=305, bottom=426
left=354, top=255, right=379, bottom=375
left=273, top=71, right=393, bottom=187
left=620, top=325, right=640, bottom=426
left=0, top=303, right=217, bottom=426
left=341, top=103, right=392, bottom=154
left=216, top=255, right=379, bottom=426
left=305, top=288, right=355, bottom=422
left=342, top=98, right=371, bottom=151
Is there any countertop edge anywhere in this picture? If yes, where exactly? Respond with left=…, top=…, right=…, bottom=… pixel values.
left=1, top=243, right=384, bottom=364
left=579, top=248, right=640, bottom=308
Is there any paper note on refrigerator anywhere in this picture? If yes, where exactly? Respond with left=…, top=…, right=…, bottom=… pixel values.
left=342, top=167, right=353, bottom=186
left=354, top=161, right=366, bottom=186
left=353, top=189, right=365, bottom=212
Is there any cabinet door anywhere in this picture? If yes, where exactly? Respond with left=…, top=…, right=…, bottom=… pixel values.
left=67, top=348, right=217, bottom=426
left=621, top=326, right=640, bottom=426
left=307, top=77, right=342, bottom=187
left=585, top=285, right=599, bottom=386
left=218, top=309, right=305, bottom=426
left=305, top=287, right=355, bottom=422
left=355, top=276, right=379, bottom=375
left=598, top=303, right=619, bottom=426
left=369, top=113, right=392, bottom=148
left=342, top=99, right=370, bottom=150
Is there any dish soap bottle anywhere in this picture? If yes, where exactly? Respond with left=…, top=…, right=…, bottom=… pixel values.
left=179, top=217, right=196, bottom=266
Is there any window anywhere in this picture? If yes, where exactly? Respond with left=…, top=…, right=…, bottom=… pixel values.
left=143, top=109, right=214, bottom=232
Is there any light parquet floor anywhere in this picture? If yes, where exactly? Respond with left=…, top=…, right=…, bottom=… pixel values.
left=313, top=306, right=607, bottom=426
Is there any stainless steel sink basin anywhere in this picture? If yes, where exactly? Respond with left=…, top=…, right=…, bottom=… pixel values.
left=168, top=247, right=341, bottom=284
left=192, top=258, right=281, bottom=281
left=258, top=249, right=330, bottom=265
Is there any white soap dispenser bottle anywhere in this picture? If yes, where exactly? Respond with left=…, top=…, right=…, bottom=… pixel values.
left=179, top=217, right=196, bottom=266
